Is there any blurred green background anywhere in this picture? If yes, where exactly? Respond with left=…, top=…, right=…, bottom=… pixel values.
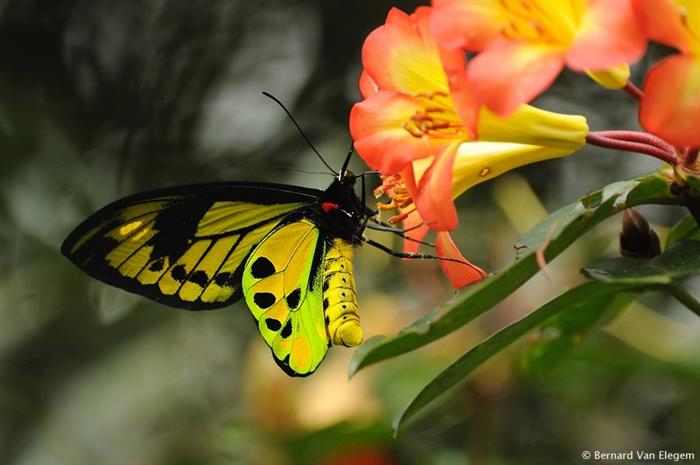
left=1, top=1, right=700, bottom=464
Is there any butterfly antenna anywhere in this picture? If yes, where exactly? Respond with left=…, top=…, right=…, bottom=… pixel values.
left=285, top=168, right=337, bottom=177
left=340, top=141, right=354, bottom=177
left=261, top=91, right=338, bottom=176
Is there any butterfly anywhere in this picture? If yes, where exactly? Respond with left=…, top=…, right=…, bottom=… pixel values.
left=62, top=164, right=379, bottom=377
left=61, top=94, right=461, bottom=377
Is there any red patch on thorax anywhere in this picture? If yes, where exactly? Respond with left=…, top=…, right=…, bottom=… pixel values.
left=321, top=201, right=339, bottom=213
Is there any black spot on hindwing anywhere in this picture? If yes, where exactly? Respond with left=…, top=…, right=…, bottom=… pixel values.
left=281, top=319, right=292, bottom=338
left=254, top=292, right=275, bottom=309
left=251, top=257, right=275, bottom=278
left=265, top=318, right=281, bottom=331
left=286, top=288, right=301, bottom=309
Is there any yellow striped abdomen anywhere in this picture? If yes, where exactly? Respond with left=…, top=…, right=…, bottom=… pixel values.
left=323, top=239, right=362, bottom=347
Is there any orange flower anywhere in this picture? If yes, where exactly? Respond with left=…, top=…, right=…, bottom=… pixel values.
left=430, top=0, right=647, bottom=115
left=351, top=6, right=587, bottom=287
left=351, top=7, right=476, bottom=175
left=634, top=0, right=700, bottom=148
left=351, top=7, right=587, bottom=231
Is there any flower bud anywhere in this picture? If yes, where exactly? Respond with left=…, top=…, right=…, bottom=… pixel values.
left=619, top=209, right=661, bottom=259
left=587, top=64, right=630, bottom=90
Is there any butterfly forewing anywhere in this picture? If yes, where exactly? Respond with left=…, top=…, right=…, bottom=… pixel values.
left=242, top=220, right=329, bottom=376
left=61, top=183, right=320, bottom=310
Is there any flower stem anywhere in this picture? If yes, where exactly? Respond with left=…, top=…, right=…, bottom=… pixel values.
left=586, top=131, right=678, bottom=166
left=667, top=284, right=700, bottom=318
left=623, top=82, right=643, bottom=100
left=594, top=130, right=677, bottom=155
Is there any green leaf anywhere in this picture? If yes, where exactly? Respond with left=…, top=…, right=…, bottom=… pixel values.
left=666, top=215, right=700, bottom=248
left=394, top=282, right=627, bottom=434
left=583, top=240, right=700, bottom=285
left=350, top=173, right=677, bottom=376
left=394, top=232, right=700, bottom=434
left=518, top=293, right=632, bottom=377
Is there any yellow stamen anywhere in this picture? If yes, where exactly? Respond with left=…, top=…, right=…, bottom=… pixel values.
left=402, top=92, right=466, bottom=140
left=375, top=175, right=416, bottom=222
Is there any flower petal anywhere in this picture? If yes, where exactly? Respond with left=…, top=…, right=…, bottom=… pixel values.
left=430, top=0, right=504, bottom=50
left=439, top=45, right=479, bottom=137
left=467, top=40, right=565, bottom=116
left=478, top=104, right=588, bottom=150
left=566, top=0, right=646, bottom=70
left=362, top=7, right=449, bottom=96
left=350, top=91, right=447, bottom=173
left=450, top=142, right=574, bottom=199
left=400, top=164, right=419, bottom=199
left=435, top=232, right=487, bottom=288
left=587, top=64, right=630, bottom=89
left=640, top=54, right=700, bottom=148
left=414, top=143, right=460, bottom=231
left=359, top=70, right=379, bottom=98
left=402, top=210, right=430, bottom=255
left=633, top=0, right=695, bottom=53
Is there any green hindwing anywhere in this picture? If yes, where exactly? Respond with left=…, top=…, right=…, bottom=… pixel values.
left=242, top=220, right=329, bottom=376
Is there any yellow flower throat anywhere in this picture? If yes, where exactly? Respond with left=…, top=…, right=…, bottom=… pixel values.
left=498, top=0, right=583, bottom=46
left=403, top=92, right=465, bottom=140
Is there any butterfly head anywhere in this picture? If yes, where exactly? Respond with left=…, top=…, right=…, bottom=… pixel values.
left=338, top=169, right=357, bottom=186
left=318, top=174, right=368, bottom=244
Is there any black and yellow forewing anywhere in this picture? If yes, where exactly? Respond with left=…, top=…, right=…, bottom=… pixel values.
left=61, top=182, right=321, bottom=310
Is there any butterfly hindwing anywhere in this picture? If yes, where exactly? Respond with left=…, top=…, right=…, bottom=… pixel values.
left=242, top=219, right=329, bottom=376
left=61, top=182, right=321, bottom=310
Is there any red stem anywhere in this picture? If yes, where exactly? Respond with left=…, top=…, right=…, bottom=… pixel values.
left=623, top=82, right=643, bottom=100
left=594, top=130, right=677, bottom=156
left=586, top=132, right=678, bottom=165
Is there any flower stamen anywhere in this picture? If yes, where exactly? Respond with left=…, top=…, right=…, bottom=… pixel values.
left=402, top=93, right=466, bottom=140
left=375, top=175, right=416, bottom=219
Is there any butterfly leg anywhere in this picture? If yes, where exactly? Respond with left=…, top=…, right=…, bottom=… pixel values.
left=365, top=222, right=435, bottom=247
left=362, top=238, right=472, bottom=266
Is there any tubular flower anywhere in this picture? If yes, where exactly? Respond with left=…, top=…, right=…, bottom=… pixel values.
left=430, top=0, right=646, bottom=115
left=350, top=6, right=589, bottom=232
left=634, top=0, right=700, bottom=148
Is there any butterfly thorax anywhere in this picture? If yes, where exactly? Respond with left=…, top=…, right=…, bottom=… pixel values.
left=323, top=239, right=362, bottom=347
left=315, top=175, right=369, bottom=244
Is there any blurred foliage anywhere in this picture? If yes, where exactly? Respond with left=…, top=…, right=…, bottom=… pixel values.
left=1, top=1, right=700, bottom=465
